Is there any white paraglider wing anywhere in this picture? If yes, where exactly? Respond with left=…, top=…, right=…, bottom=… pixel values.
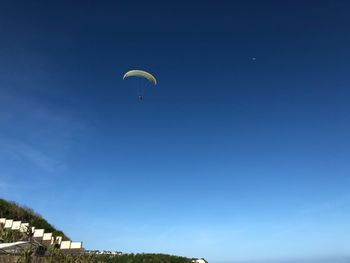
left=123, top=70, right=157, bottom=85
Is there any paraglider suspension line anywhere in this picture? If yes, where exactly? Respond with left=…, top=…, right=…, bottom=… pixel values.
left=136, top=77, right=146, bottom=99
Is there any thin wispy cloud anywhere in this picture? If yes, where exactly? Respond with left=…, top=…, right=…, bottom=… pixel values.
left=0, top=180, right=14, bottom=190
left=9, top=140, right=64, bottom=172
left=0, top=87, right=88, bottom=175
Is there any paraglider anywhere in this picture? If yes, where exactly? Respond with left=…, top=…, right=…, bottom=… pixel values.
left=123, top=69, right=157, bottom=101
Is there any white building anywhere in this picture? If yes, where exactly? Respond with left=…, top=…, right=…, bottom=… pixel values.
left=192, top=258, right=208, bottom=263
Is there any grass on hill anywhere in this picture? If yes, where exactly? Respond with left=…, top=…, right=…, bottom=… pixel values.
left=0, top=198, right=68, bottom=240
left=0, top=198, right=196, bottom=263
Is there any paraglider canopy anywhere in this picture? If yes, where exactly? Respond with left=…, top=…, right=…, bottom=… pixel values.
left=123, top=70, right=157, bottom=86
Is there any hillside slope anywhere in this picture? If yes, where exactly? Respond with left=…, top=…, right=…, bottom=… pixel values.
left=0, top=198, right=68, bottom=240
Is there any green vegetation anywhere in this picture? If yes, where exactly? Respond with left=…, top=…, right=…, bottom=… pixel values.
left=0, top=253, right=192, bottom=263
left=0, top=198, right=68, bottom=240
left=41, top=252, right=192, bottom=263
left=0, top=223, right=26, bottom=243
left=92, top=253, right=192, bottom=263
left=0, top=198, right=194, bottom=262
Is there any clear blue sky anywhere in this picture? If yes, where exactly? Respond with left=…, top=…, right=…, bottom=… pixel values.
left=1, top=1, right=350, bottom=262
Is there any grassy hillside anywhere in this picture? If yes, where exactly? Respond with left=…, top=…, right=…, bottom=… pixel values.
left=0, top=198, right=68, bottom=240
left=0, top=254, right=194, bottom=263
left=85, top=253, right=193, bottom=263
left=40, top=253, right=193, bottom=263
left=0, top=199, right=196, bottom=262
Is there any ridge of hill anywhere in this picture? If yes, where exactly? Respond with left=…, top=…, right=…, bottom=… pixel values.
left=0, top=198, right=201, bottom=262
left=0, top=198, right=68, bottom=240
